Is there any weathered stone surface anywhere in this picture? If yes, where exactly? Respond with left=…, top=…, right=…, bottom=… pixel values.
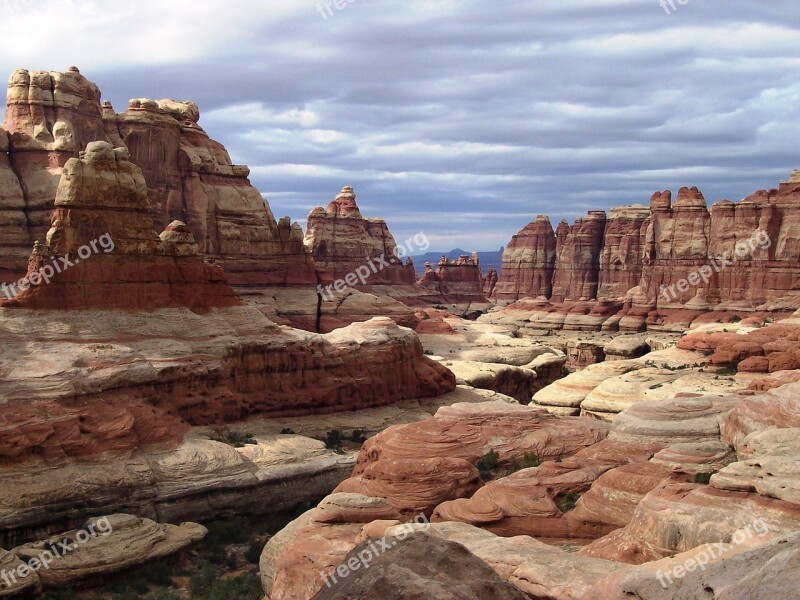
left=532, top=360, right=644, bottom=416
left=490, top=174, right=800, bottom=332
left=551, top=211, right=607, bottom=302
left=722, top=381, right=800, bottom=448
left=0, top=127, right=30, bottom=285
left=416, top=253, right=488, bottom=304
left=598, top=205, right=650, bottom=302
left=580, top=480, right=800, bottom=564
left=592, top=531, right=800, bottom=599
left=713, top=428, right=800, bottom=506
left=1, top=141, right=241, bottom=310
left=311, top=532, right=530, bottom=600
left=492, top=215, right=557, bottom=301
left=0, top=310, right=454, bottom=467
left=2, top=67, right=112, bottom=266
left=569, top=462, right=673, bottom=529
left=305, top=186, right=415, bottom=286
left=334, top=457, right=482, bottom=519
left=13, top=514, right=205, bottom=588
left=1, top=68, right=318, bottom=288
left=260, top=509, right=315, bottom=598
left=650, top=441, right=736, bottom=475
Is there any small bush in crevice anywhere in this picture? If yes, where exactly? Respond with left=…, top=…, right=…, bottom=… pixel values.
left=555, top=492, right=580, bottom=513
left=692, top=471, right=717, bottom=485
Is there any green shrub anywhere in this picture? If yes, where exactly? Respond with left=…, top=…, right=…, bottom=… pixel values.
left=729, top=315, right=742, bottom=323
left=245, top=540, right=264, bottom=564
left=209, top=429, right=257, bottom=448
left=190, top=563, right=217, bottom=597
left=693, top=471, right=716, bottom=485
left=718, top=360, right=739, bottom=376
left=476, top=450, right=500, bottom=479
left=323, top=430, right=343, bottom=450
left=350, top=429, right=368, bottom=443
left=192, top=571, right=263, bottom=600
left=42, top=590, right=77, bottom=600
left=555, top=492, right=580, bottom=513
left=521, top=452, right=540, bottom=469
left=280, top=428, right=295, bottom=435
left=205, top=516, right=252, bottom=562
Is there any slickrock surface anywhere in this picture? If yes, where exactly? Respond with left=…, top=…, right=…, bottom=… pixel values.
left=311, top=532, right=530, bottom=600
left=348, top=400, right=609, bottom=479
left=580, top=480, right=800, bottom=564
left=1, top=68, right=318, bottom=287
left=532, top=344, right=751, bottom=420
left=490, top=175, right=800, bottom=331
left=327, top=401, right=609, bottom=538
left=592, top=531, right=800, bottom=599
left=417, top=315, right=567, bottom=401
left=305, top=186, right=415, bottom=286
left=0, top=309, right=454, bottom=464
left=264, top=513, right=629, bottom=600
left=11, top=515, right=205, bottom=589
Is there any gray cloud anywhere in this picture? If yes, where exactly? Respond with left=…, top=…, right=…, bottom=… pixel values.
left=1, top=0, right=798, bottom=251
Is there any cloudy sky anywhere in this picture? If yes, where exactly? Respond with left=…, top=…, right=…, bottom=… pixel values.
left=1, top=0, right=798, bottom=251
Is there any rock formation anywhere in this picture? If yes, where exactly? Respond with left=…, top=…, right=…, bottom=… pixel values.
left=550, top=211, right=607, bottom=302
left=0, top=139, right=458, bottom=541
left=304, top=186, right=415, bottom=287
left=108, top=98, right=318, bottom=286
left=597, top=205, right=650, bottom=301
left=1, top=67, right=318, bottom=288
left=1, top=141, right=240, bottom=310
left=492, top=175, right=800, bottom=330
left=311, top=532, right=529, bottom=600
left=492, top=215, right=557, bottom=300
left=416, top=253, right=488, bottom=304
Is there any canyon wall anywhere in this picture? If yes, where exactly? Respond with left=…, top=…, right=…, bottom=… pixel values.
left=494, top=175, right=800, bottom=323
left=0, top=67, right=318, bottom=287
left=304, top=186, right=416, bottom=286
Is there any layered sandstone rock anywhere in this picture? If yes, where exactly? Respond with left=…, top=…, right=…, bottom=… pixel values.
left=1, top=67, right=318, bottom=287
left=416, top=253, right=487, bottom=304
left=597, top=205, right=650, bottom=301
left=0, top=127, right=29, bottom=285
left=592, top=530, right=800, bottom=600
left=550, top=211, right=607, bottom=302
left=264, top=509, right=628, bottom=600
left=108, top=98, right=318, bottom=286
left=1, top=67, right=113, bottom=280
left=492, top=215, right=557, bottom=301
left=12, top=515, right=205, bottom=589
left=305, top=186, right=415, bottom=286
left=312, top=532, right=530, bottom=600
left=491, top=173, right=800, bottom=331
left=1, top=141, right=240, bottom=310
